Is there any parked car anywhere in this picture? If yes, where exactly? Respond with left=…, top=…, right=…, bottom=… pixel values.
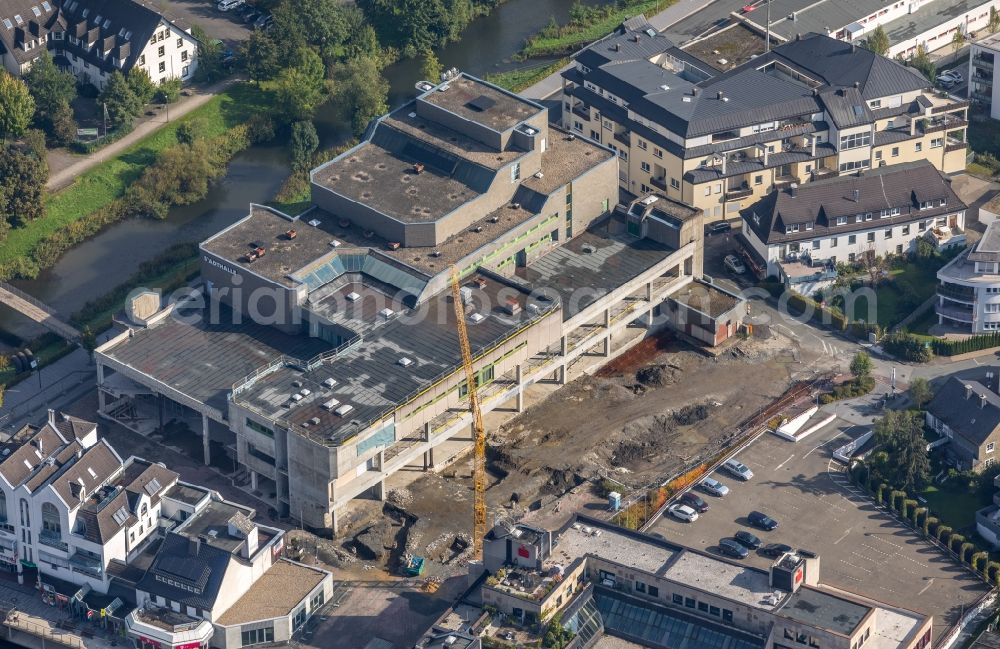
left=724, top=254, right=746, bottom=274
left=254, top=13, right=273, bottom=28
left=668, top=504, right=699, bottom=523
left=699, top=477, right=730, bottom=497
left=707, top=221, right=732, bottom=235
left=748, top=510, right=779, bottom=531
left=718, top=538, right=750, bottom=559
left=945, top=69, right=964, bottom=83
left=679, top=492, right=709, bottom=513
left=722, top=458, right=753, bottom=481
left=734, top=530, right=761, bottom=549
left=217, top=0, right=245, bottom=11
left=759, top=542, right=793, bottom=558
left=243, top=10, right=261, bottom=23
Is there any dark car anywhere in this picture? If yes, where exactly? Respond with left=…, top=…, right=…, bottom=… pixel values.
left=707, top=221, right=732, bottom=235
left=759, top=543, right=793, bottom=558
left=679, top=492, right=709, bottom=513
left=718, top=538, right=749, bottom=559
left=254, top=13, right=273, bottom=29
left=734, top=530, right=761, bottom=549
left=748, top=510, right=778, bottom=531
left=243, top=10, right=261, bottom=23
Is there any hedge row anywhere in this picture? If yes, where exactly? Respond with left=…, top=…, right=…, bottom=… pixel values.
left=69, top=123, right=135, bottom=154
left=854, top=465, right=1000, bottom=584
left=759, top=281, right=847, bottom=331
left=932, top=333, right=1000, bottom=356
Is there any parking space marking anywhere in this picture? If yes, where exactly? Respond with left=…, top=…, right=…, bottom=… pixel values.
left=917, top=578, right=935, bottom=596
left=775, top=454, right=795, bottom=470
left=833, top=528, right=852, bottom=545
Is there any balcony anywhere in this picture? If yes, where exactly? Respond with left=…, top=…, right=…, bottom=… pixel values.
left=571, top=104, right=590, bottom=120
left=69, top=550, right=103, bottom=578
left=938, top=284, right=976, bottom=303
left=774, top=175, right=800, bottom=189
left=974, top=55, right=994, bottom=69
left=920, top=114, right=969, bottom=135
left=650, top=176, right=667, bottom=191
left=613, top=131, right=630, bottom=146
left=945, top=137, right=967, bottom=153
left=726, top=182, right=753, bottom=200
left=810, top=167, right=837, bottom=180
left=936, top=302, right=974, bottom=323
left=39, top=531, right=68, bottom=552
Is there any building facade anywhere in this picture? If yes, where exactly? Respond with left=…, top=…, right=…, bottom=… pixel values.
left=937, top=220, right=1000, bottom=332
left=970, top=34, right=1000, bottom=120
left=0, top=0, right=198, bottom=88
left=94, top=74, right=720, bottom=535
left=561, top=26, right=969, bottom=223
left=740, top=161, right=967, bottom=286
left=925, top=373, right=1000, bottom=472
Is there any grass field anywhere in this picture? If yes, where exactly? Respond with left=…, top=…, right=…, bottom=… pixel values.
left=518, top=0, right=674, bottom=59
left=921, top=484, right=989, bottom=532
left=0, top=83, right=272, bottom=267
left=486, top=58, right=570, bottom=92
left=849, top=261, right=942, bottom=328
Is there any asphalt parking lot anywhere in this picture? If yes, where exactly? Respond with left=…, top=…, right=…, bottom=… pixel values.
left=160, top=0, right=253, bottom=47
left=648, top=417, right=992, bottom=638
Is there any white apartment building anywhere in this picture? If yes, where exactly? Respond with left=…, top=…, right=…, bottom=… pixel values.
left=740, top=161, right=966, bottom=288
left=0, top=0, right=198, bottom=89
left=937, top=220, right=1000, bottom=332
left=970, top=33, right=1000, bottom=120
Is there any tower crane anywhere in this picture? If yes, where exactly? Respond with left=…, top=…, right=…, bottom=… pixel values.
left=450, top=266, right=487, bottom=560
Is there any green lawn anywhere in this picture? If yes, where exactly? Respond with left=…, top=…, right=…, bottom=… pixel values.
left=518, top=0, right=675, bottom=58
left=0, top=83, right=272, bottom=267
left=847, top=261, right=944, bottom=328
left=921, top=484, right=989, bottom=532
left=486, top=58, right=570, bottom=92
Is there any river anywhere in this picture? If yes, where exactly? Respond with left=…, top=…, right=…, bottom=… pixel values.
left=3, top=0, right=604, bottom=339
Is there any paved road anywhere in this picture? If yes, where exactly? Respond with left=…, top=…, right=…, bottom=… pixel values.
left=47, top=76, right=239, bottom=192
left=521, top=0, right=726, bottom=100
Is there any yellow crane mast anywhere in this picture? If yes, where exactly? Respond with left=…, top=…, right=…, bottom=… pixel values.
left=450, top=266, right=487, bottom=560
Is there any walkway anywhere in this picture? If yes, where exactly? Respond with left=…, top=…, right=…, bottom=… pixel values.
left=520, top=0, right=721, bottom=100
left=46, top=76, right=239, bottom=192
left=0, top=282, right=80, bottom=341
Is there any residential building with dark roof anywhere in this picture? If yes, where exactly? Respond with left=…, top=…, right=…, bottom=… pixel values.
left=94, top=73, right=713, bottom=535
left=463, top=515, right=932, bottom=648
left=936, top=220, right=1000, bottom=333
left=0, top=0, right=198, bottom=89
left=561, top=25, right=969, bottom=223
left=735, top=0, right=1000, bottom=60
left=739, top=160, right=966, bottom=290
left=925, top=372, right=1000, bottom=472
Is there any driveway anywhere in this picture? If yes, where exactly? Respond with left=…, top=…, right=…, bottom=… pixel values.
left=648, top=417, right=992, bottom=639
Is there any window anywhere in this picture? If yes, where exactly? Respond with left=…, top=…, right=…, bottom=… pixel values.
left=590, top=130, right=600, bottom=142
left=511, top=162, right=520, bottom=182
left=915, top=142, right=922, bottom=153
left=697, top=601, right=709, bottom=613
left=158, top=45, right=164, bottom=57
left=684, top=597, right=695, bottom=608
left=988, top=443, right=996, bottom=453
left=704, top=186, right=711, bottom=196
left=723, top=609, right=733, bottom=623
left=849, top=235, right=857, bottom=245
left=0, top=492, right=6, bottom=523
left=653, top=147, right=663, bottom=158
left=812, top=240, right=820, bottom=250
left=573, top=121, right=582, bottom=132
left=157, top=62, right=165, bottom=73
left=635, top=581, right=646, bottom=593
left=672, top=594, right=683, bottom=605
left=870, top=99, right=882, bottom=108
left=637, top=139, right=647, bottom=150
left=138, top=54, right=145, bottom=66
left=892, top=146, right=899, bottom=157
left=830, top=237, right=838, bottom=248
left=880, top=209, right=890, bottom=218
left=241, top=626, right=274, bottom=647
left=786, top=224, right=799, bottom=234
left=641, top=161, right=651, bottom=173
left=670, top=178, right=679, bottom=190
left=714, top=184, right=722, bottom=194
left=836, top=216, right=847, bottom=225
left=709, top=606, right=720, bottom=616
left=41, top=503, right=60, bottom=536
left=874, top=150, right=882, bottom=160
left=931, top=138, right=943, bottom=148
left=246, top=418, right=274, bottom=437
left=867, top=232, right=875, bottom=243
left=839, top=132, right=871, bottom=150
left=648, top=586, right=659, bottom=597
left=902, top=224, right=910, bottom=236
left=181, top=50, right=188, bottom=61
left=885, top=228, right=892, bottom=239
left=839, top=160, right=870, bottom=173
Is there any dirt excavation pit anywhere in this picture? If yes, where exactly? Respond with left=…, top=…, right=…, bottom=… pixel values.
left=373, top=331, right=810, bottom=576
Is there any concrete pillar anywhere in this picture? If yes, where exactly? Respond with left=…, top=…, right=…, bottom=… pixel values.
left=604, top=308, right=611, bottom=328
left=560, top=336, right=568, bottom=356
left=646, top=282, right=653, bottom=302
left=250, top=471, right=258, bottom=490
left=97, top=387, right=107, bottom=413
left=374, top=478, right=386, bottom=501
left=515, top=364, right=524, bottom=413
left=201, top=413, right=211, bottom=466
left=603, top=336, right=612, bottom=357
left=330, top=508, right=339, bottom=537
left=558, top=364, right=566, bottom=385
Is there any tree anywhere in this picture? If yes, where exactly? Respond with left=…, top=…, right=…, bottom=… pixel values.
left=909, top=377, right=933, bottom=409
left=860, top=244, right=886, bottom=286
left=861, top=26, right=891, bottom=57
left=910, top=44, right=935, bottom=82
left=0, top=72, right=35, bottom=141
left=193, top=26, right=226, bottom=83
left=421, top=48, right=443, bottom=82
left=274, top=48, right=328, bottom=123
left=127, top=68, right=156, bottom=105
left=157, top=78, right=182, bottom=104
left=850, top=351, right=873, bottom=378
left=0, top=136, right=48, bottom=228
left=290, top=121, right=319, bottom=172
left=271, top=0, right=352, bottom=64
left=243, top=31, right=281, bottom=83
left=990, top=6, right=1000, bottom=34
left=872, top=410, right=931, bottom=492
left=100, top=71, right=143, bottom=129
left=48, top=100, right=77, bottom=147
left=332, top=54, right=389, bottom=137
left=80, top=326, right=97, bottom=356
left=176, top=120, right=200, bottom=146
left=23, top=52, right=76, bottom=125
left=951, top=29, right=966, bottom=55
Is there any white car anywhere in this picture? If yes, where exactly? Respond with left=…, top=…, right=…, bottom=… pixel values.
left=722, top=458, right=754, bottom=481
left=668, top=504, right=700, bottom=523
left=699, top=477, right=730, bottom=497
left=724, top=254, right=746, bottom=274
left=217, top=0, right=245, bottom=11
left=945, top=69, right=964, bottom=83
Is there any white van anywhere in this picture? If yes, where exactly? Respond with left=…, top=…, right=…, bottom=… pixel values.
left=217, top=0, right=244, bottom=11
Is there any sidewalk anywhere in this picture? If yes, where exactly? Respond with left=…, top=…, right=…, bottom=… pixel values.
left=47, top=76, right=239, bottom=192
left=520, top=0, right=717, bottom=99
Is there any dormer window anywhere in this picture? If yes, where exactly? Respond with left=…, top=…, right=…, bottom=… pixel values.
left=92, top=13, right=101, bottom=25
left=13, top=14, right=23, bottom=25
left=939, top=198, right=946, bottom=207
left=880, top=209, right=890, bottom=218
left=31, top=6, right=40, bottom=17
left=890, top=207, right=900, bottom=216
left=836, top=216, right=847, bottom=225
left=786, top=224, right=800, bottom=234
left=80, top=8, right=88, bottom=17
left=805, top=221, right=813, bottom=231
left=865, top=212, right=872, bottom=221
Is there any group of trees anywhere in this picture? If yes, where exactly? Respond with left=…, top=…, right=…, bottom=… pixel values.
left=22, top=54, right=77, bottom=146
left=357, top=0, right=496, bottom=57
left=0, top=129, right=48, bottom=238
left=100, top=68, right=181, bottom=130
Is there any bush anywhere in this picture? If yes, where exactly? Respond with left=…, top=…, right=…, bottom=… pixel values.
left=933, top=332, right=1000, bottom=356
left=883, top=331, right=933, bottom=362
left=949, top=534, right=965, bottom=554
left=960, top=542, right=975, bottom=564
left=876, top=483, right=889, bottom=505
left=156, top=77, right=182, bottom=104
left=890, top=490, right=907, bottom=513
left=821, top=375, right=876, bottom=403
left=937, top=525, right=952, bottom=544
left=972, top=551, right=989, bottom=573
left=926, top=516, right=939, bottom=537
left=903, top=499, right=918, bottom=524
left=987, top=562, right=1000, bottom=585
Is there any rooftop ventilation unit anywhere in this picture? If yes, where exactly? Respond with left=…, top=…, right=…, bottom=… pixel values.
left=334, top=404, right=354, bottom=416
left=289, top=394, right=303, bottom=403
left=659, top=84, right=670, bottom=91
left=398, top=357, right=414, bottom=367
left=292, top=380, right=302, bottom=388
left=346, top=292, right=361, bottom=302
left=379, top=308, right=394, bottom=318
left=321, top=398, right=341, bottom=411
left=527, top=303, right=541, bottom=315
left=329, top=239, right=342, bottom=248
left=469, top=313, right=486, bottom=324
left=309, top=417, right=321, bottom=425
left=323, top=378, right=337, bottom=388
left=430, top=251, right=442, bottom=257
left=408, top=110, right=419, bottom=118
left=299, top=389, right=311, bottom=397
left=308, top=219, right=321, bottom=227
left=534, top=172, right=544, bottom=179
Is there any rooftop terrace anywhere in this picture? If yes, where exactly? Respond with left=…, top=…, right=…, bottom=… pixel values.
left=420, top=75, right=543, bottom=132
